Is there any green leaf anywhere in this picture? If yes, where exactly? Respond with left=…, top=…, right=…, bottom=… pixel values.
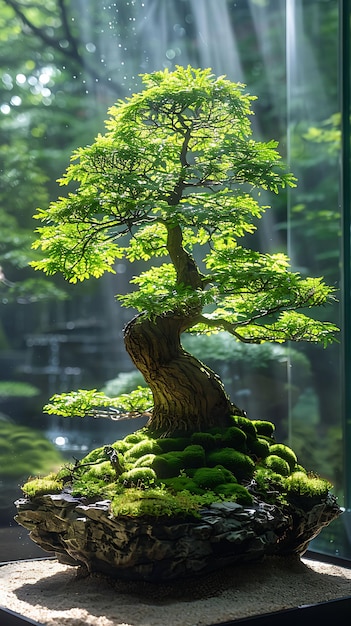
left=43, top=387, right=153, bottom=418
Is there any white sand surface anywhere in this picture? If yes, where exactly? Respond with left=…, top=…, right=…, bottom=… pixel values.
left=1, top=556, right=351, bottom=626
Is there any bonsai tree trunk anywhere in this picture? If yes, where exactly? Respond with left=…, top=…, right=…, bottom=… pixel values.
left=124, top=312, right=243, bottom=435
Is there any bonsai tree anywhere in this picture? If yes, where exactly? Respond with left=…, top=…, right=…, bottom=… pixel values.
left=17, top=67, right=341, bottom=581
left=31, top=66, right=337, bottom=435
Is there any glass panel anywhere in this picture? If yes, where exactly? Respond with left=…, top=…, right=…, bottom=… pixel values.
left=284, top=0, right=350, bottom=557
left=0, top=0, right=348, bottom=563
left=339, top=0, right=351, bottom=556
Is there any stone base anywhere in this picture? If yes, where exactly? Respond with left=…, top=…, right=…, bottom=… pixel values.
left=15, top=491, right=341, bottom=582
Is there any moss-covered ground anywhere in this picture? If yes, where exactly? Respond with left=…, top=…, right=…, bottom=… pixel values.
left=22, top=414, right=333, bottom=519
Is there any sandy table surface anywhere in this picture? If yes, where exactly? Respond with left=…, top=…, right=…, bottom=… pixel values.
left=1, top=556, right=351, bottom=626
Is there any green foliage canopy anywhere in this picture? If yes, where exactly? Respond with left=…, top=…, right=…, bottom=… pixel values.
left=31, top=66, right=338, bottom=347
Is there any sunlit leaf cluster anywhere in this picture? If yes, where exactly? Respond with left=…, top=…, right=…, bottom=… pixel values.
left=44, top=386, right=153, bottom=419
left=120, top=263, right=216, bottom=317
left=303, top=113, right=341, bottom=155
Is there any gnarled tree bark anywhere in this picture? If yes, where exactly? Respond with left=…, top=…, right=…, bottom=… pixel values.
left=124, top=312, right=244, bottom=435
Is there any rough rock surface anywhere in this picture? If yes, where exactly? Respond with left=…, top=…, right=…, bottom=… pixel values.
left=15, top=491, right=341, bottom=582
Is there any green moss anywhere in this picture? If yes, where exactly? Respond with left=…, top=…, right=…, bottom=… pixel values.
left=213, top=483, right=253, bottom=504
left=286, top=471, right=332, bottom=499
left=162, top=476, right=204, bottom=494
left=133, top=453, right=157, bottom=468
left=190, top=431, right=217, bottom=450
left=22, top=475, right=63, bottom=498
left=19, top=417, right=330, bottom=520
left=124, top=438, right=163, bottom=461
left=110, top=487, right=205, bottom=519
left=151, top=452, right=184, bottom=478
left=253, top=467, right=286, bottom=502
left=249, top=437, right=270, bottom=459
left=71, top=478, right=115, bottom=498
left=252, top=468, right=333, bottom=508
left=111, top=439, right=132, bottom=454
left=222, top=426, right=247, bottom=452
left=207, top=448, right=255, bottom=481
left=156, top=437, right=190, bottom=452
left=56, top=466, right=74, bottom=481
left=231, top=416, right=257, bottom=438
left=124, top=429, right=149, bottom=444
left=85, top=460, right=117, bottom=481
left=181, top=445, right=206, bottom=468
left=264, top=454, right=291, bottom=477
left=269, top=444, right=297, bottom=471
left=252, top=420, right=275, bottom=438
left=150, top=445, right=205, bottom=479
left=119, top=467, right=157, bottom=485
left=80, top=446, right=107, bottom=465
left=192, top=466, right=236, bottom=489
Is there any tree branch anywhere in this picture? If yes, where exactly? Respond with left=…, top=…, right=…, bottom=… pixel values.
left=196, top=314, right=259, bottom=343
left=166, top=224, right=203, bottom=290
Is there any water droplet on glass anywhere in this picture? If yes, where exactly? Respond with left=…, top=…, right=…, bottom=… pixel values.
left=86, top=42, right=96, bottom=53
left=2, top=73, right=13, bottom=89
left=10, top=95, right=22, bottom=106
left=16, top=73, right=26, bottom=85
left=0, top=104, right=11, bottom=115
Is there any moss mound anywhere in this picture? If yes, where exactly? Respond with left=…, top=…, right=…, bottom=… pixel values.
left=192, top=466, right=237, bottom=489
left=249, top=437, right=270, bottom=459
left=124, top=439, right=163, bottom=461
left=22, top=475, right=63, bottom=497
left=207, top=448, right=255, bottom=481
left=151, top=452, right=185, bottom=478
left=264, top=454, right=291, bottom=477
left=268, top=443, right=297, bottom=471
left=231, top=415, right=257, bottom=438
left=252, top=420, right=275, bottom=438
left=21, top=413, right=335, bottom=518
